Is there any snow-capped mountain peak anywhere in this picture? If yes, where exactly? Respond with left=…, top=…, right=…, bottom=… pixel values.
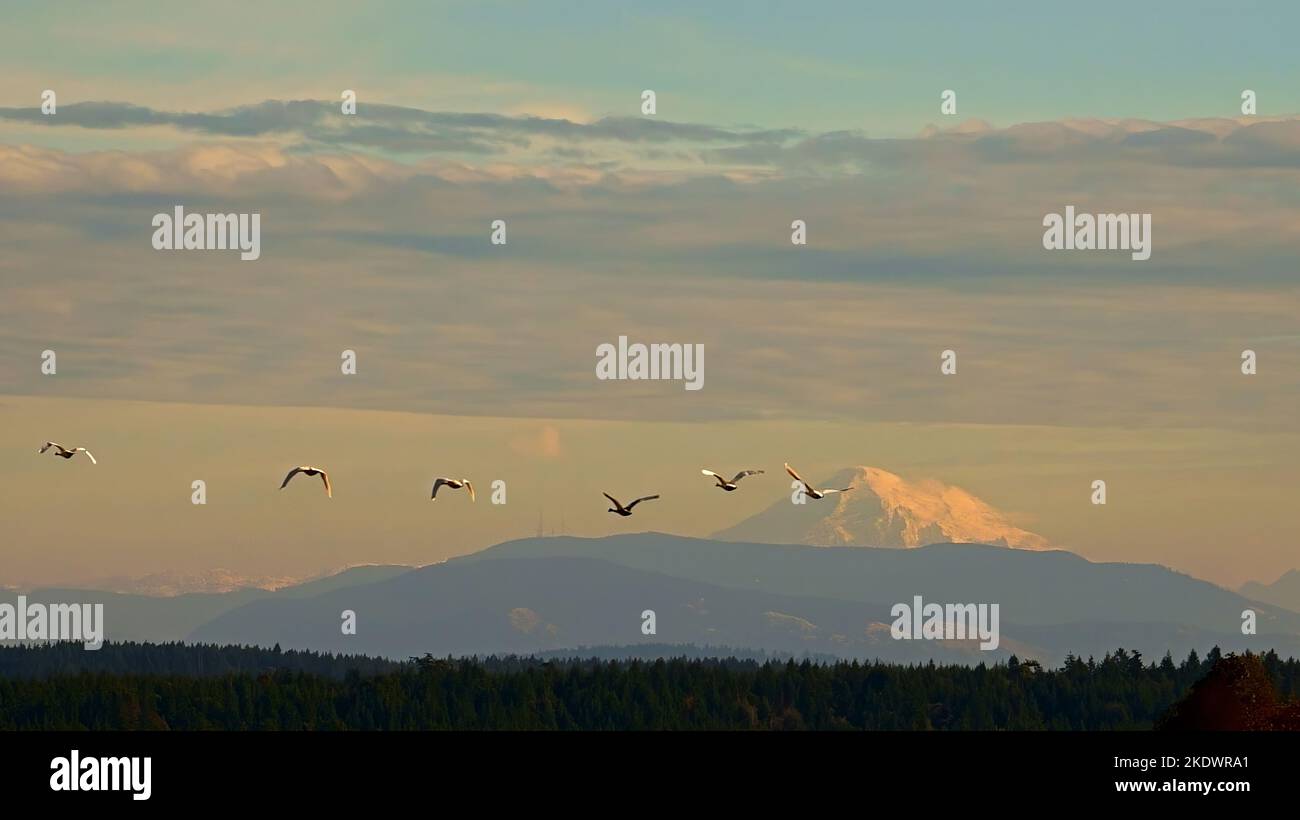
left=713, top=465, right=1052, bottom=550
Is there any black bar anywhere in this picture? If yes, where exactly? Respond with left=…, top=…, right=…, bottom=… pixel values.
left=1, top=730, right=1279, bottom=806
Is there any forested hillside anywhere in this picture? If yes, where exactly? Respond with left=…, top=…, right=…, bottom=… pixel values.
left=3, top=643, right=1299, bottom=730
left=0, top=641, right=400, bottom=679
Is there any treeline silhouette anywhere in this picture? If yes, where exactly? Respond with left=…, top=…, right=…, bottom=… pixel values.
left=0, top=640, right=400, bottom=679
left=2, top=643, right=1299, bottom=729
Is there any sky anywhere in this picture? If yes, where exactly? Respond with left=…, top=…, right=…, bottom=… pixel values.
left=1, top=2, right=1298, bottom=589
left=2, top=2, right=1298, bottom=132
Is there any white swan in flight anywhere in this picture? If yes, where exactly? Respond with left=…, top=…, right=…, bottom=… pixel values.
left=784, top=463, right=852, bottom=500
left=431, top=477, right=475, bottom=501
left=38, top=442, right=96, bottom=464
left=701, top=468, right=764, bottom=491
left=280, top=466, right=332, bottom=497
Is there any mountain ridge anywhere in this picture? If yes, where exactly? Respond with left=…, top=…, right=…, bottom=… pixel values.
left=190, top=535, right=1300, bottom=665
left=1241, top=569, right=1300, bottom=614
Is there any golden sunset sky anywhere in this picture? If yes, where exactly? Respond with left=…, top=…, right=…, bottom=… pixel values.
left=2, top=2, right=1298, bottom=590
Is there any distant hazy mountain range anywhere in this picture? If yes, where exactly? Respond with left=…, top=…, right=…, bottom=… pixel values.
left=84, top=568, right=322, bottom=596
left=12, top=565, right=413, bottom=642
left=6, top=479, right=1298, bottom=666
left=11, top=565, right=409, bottom=597
left=172, top=533, right=1300, bottom=666
left=712, top=466, right=1051, bottom=549
left=1241, top=570, right=1300, bottom=615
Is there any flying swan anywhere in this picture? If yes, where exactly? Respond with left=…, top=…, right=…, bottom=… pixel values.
left=280, top=466, right=332, bottom=497
left=701, top=468, right=764, bottom=491
left=603, top=492, right=659, bottom=517
left=784, top=463, right=852, bottom=500
left=38, top=442, right=96, bottom=464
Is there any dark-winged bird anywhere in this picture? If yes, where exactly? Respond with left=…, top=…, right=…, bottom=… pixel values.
left=603, top=492, right=659, bottom=517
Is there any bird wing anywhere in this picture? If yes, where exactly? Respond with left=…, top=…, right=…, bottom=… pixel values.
left=602, top=492, right=624, bottom=510
left=626, top=495, right=660, bottom=510
left=466, top=480, right=475, bottom=502
left=280, top=467, right=304, bottom=489
left=319, top=471, right=332, bottom=498
left=784, top=463, right=809, bottom=488
left=731, top=470, right=763, bottom=483
left=701, top=469, right=726, bottom=486
left=78, top=449, right=97, bottom=465
left=39, top=442, right=58, bottom=454
left=431, top=478, right=450, bottom=499
left=701, top=469, right=720, bottom=477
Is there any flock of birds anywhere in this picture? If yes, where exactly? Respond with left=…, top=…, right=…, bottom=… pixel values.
left=38, top=441, right=853, bottom=516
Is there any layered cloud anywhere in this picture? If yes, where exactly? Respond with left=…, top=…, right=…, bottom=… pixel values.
left=0, top=100, right=801, bottom=166
left=7, top=101, right=1300, bottom=172
left=2, top=103, right=1298, bottom=431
